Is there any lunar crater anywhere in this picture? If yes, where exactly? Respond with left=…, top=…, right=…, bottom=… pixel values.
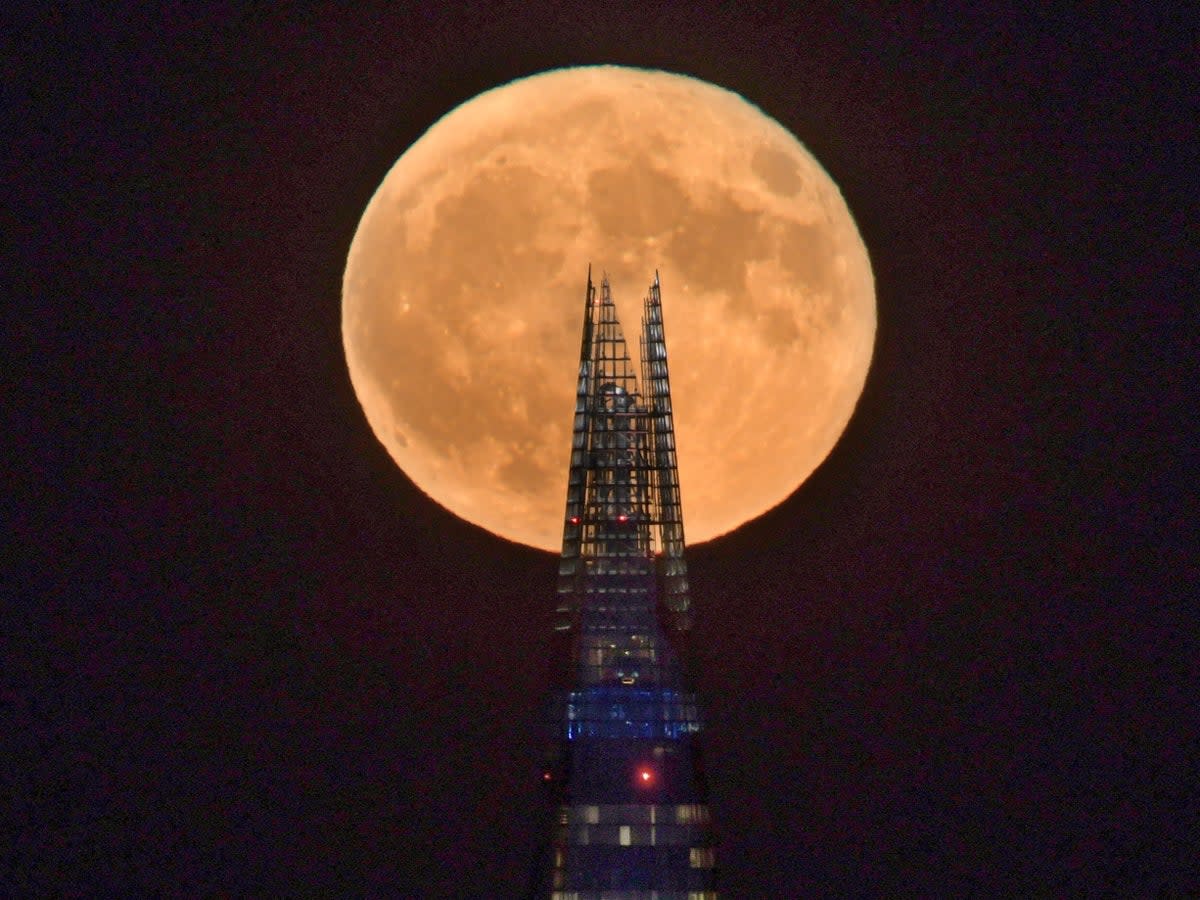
left=752, top=144, right=805, bottom=197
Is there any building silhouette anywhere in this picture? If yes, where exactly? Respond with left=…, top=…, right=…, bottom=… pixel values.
left=536, top=270, right=717, bottom=898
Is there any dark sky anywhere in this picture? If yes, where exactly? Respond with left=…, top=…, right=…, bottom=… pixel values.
left=6, top=3, right=1195, bottom=895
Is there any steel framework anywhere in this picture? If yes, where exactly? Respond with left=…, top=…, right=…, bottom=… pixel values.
left=538, top=269, right=716, bottom=899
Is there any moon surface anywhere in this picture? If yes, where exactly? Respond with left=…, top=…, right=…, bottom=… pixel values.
left=343, top=66, right=875, bottom=551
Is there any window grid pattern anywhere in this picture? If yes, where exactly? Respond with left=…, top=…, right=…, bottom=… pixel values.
left=556, top=273, right=692, bottom=635
left=566, top=687, right=702, bottom=741
left=546, top=272, right=714, bottom=897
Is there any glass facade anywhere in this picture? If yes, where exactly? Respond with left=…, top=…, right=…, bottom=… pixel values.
left=565, top=687, right=701, bottom=741
left=540, top=272, right=716, bottom=897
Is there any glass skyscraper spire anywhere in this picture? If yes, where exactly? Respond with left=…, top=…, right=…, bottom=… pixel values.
left=536, top=270, right=717, bottom=899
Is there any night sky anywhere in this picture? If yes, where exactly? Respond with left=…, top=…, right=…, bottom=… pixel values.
left=6, top=4, right=1195, bottom=895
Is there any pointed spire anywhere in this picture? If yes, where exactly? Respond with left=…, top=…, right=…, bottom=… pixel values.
left=559, top=268, right=690, bottom=630
left=544, top=266, right=713, bottom=894
left=641, top=270, right=690, bottom=630
left=557, top=268, right=599, bottom=630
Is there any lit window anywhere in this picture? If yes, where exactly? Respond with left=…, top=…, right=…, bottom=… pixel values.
left=690, top=847, right=716, bottom=868
left=619, top=825, right=631, bottom=846
left=676, top=804, right=712, bottom=824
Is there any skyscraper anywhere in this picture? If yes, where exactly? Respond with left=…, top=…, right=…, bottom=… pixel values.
left=537, top=270, right=717, bottom=898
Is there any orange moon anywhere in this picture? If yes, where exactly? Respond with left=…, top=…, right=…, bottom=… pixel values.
left=343, top=67, right=875, bottom=551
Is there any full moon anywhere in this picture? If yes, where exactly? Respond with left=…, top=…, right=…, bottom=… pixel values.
left=343, top=67, right=874, bottom=551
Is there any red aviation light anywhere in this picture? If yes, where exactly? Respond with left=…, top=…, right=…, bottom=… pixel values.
left=569, top=516, right=580, bottom=525
left=617, top=514, right=629, bottom=523
left=636, top=767, right=654, bottom=786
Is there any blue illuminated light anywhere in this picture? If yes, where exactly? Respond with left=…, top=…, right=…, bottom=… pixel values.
left=564, top=685, right=703, bottom=740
